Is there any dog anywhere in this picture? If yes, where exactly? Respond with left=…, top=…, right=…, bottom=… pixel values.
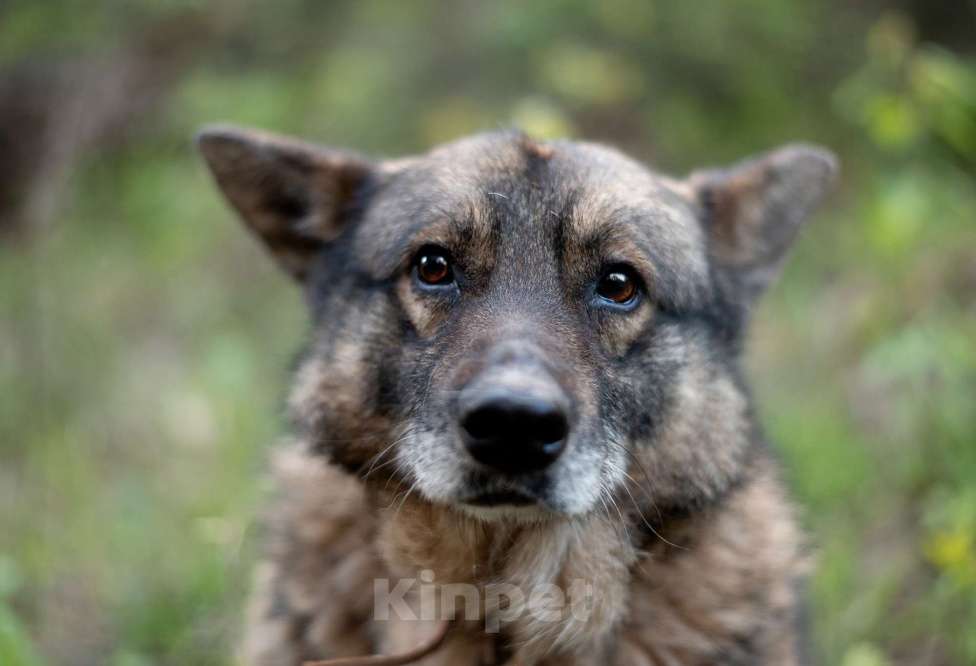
left=197, top=126, right=836, bottom=665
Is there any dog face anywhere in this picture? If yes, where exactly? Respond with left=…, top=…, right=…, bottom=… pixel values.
left=199, top=128, right=835, bottom=520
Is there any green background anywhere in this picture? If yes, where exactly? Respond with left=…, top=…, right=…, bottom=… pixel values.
left=1, top=2, right=974, bottom=664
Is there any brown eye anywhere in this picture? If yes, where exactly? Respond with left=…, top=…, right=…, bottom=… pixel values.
left=596, top=267, right=639, bottom=305
left=415, top=247, right=454, bottom=286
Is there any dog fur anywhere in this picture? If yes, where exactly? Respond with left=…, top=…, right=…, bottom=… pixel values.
left=197, top=127, right=836, bottom=665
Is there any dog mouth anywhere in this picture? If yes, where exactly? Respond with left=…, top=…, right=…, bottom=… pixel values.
left=463, top=489, right=537, bottom=507
left=457, top=471, right=551, bottom=509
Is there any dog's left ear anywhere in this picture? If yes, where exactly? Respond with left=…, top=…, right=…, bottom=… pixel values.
left=197, top=124, right=375, bottom=282
left=689, top=144, right=838, bottom=304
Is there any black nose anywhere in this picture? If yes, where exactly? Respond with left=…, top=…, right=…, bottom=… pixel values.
left=460, top=393, right=569, bottom=474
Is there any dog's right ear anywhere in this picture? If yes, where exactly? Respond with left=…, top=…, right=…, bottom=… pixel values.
left=197, top=125, right=375, bottom=282
left=687, top=144, right=837, bottom=305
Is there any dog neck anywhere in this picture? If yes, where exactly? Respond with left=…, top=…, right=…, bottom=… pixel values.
left=369, top=492, right=637, bottom=661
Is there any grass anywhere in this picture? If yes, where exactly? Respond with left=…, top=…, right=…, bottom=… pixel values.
left=2, top=3, right=975, bottom=664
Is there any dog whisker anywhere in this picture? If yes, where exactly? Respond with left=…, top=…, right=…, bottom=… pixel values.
left=604, top=438, right=686, bottom=550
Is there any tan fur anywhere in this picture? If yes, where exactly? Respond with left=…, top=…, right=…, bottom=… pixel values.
left=633, top=344, right=753, bottom=509
left=620, top=469, right=807, bottom=665
left=245, top=442, right=803, bottom=665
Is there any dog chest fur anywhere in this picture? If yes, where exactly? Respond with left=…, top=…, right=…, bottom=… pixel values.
left=243, top=442, right=806, bottom=665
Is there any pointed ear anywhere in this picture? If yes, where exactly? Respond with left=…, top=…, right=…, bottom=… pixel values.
left=196, top=125, right=375, bottom=281
left=689, top=144, right=838, bottom=304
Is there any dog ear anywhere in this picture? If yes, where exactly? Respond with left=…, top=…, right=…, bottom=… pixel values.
left=689, top=144, right=838, bottom=304
left=197, top=125, right=375, bottom=282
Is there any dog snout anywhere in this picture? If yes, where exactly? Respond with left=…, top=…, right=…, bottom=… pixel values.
left=458, top=385, right=570, bottom=475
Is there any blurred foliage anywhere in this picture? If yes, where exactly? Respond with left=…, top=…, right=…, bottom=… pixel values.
left=0, top=1, right=974, bottom=664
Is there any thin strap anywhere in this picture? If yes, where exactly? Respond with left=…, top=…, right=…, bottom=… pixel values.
left=303, top=620, right=452, bottom=666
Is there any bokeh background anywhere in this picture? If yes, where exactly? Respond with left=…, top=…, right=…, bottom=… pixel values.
left=1, top=2, right=974, bottom=664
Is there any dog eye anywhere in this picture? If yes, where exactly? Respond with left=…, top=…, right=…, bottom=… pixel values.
left=414, top=246, right=455, bottom=286
left=595, top=266, right=639, bottom=306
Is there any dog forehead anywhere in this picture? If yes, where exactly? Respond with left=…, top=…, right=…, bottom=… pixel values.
left=547, top=140, right=701, bottom=237
left=356, top=133, right=705, bottom=277
left=414, top=132, right=688, bottom=204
